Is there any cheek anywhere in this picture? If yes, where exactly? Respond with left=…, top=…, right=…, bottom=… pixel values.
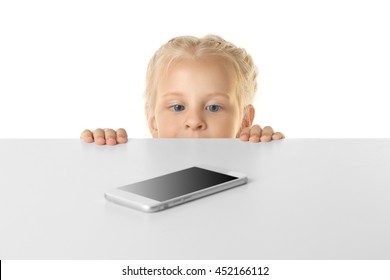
left=211, top=114, right=241, bottom=137
left=225, top=106, right=242, bottom=126
left=154, top=112, right=179, bottom=132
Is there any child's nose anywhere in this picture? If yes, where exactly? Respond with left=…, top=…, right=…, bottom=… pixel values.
left=184, top=111, right=206, bottom=130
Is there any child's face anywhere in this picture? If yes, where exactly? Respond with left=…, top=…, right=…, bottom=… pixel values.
left=148, top=57, right=243, bottom=138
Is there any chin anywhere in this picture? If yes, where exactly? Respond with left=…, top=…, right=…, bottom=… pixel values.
left=179, top=135, right=233, bottom=139
left=158, top=132, right=235, bottom=138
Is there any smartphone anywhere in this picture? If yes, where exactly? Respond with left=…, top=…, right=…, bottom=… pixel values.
left=104, top=165, right=247, bottom=212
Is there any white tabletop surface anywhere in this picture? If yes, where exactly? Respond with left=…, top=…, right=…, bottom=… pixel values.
left=0, top=139, right=389, bottom=259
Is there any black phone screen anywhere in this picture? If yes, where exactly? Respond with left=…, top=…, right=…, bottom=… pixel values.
left=119, top=167, right=238, bottom=202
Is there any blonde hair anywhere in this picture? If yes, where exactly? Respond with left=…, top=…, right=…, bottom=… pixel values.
left=144, top=35, right=258, bottom=119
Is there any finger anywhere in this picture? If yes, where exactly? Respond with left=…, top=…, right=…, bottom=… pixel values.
left=249, top=125, right=262, bottom=143
left=93, top=128, right=106, bottom=145
left=260, top=126, right=274, bottom=142
left=116, top=128, right=128, bottom=144
left=80, top=129, right=94, bottom=143
left=104, top=128, right=117, bottom=146
left=239, top=127, right=251, bottom=141
left=272, top=132, right=285, bottom=140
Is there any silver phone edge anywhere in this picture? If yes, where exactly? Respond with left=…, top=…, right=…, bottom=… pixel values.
left=104, top=193, right=160, bottom=213
left=106, top=176, right=247, bottom=213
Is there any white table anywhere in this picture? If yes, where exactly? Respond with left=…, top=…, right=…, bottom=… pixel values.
left=0, top=139, right=389, bottom=259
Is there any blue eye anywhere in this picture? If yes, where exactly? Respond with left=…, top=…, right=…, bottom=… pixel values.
left=206, top=105, right=221, bottom=112
left=171, top=104, right=185, bottom=112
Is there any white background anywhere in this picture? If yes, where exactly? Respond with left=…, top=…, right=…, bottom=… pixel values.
left=1, top=0, right=389, bottom=139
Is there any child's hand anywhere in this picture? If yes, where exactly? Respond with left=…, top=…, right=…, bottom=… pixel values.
left=80, top=128, right=128, bottom=145
left=239, top=125, right=285, bottom=143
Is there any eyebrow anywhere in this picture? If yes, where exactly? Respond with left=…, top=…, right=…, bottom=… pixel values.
left=161, top=92, right=231, bottom=100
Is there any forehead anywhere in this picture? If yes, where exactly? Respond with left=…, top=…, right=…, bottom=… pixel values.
left=157, top=56, right=238, bottom=93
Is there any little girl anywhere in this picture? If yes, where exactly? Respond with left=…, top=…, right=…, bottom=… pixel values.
left=81, top=35, right=284, bottom=145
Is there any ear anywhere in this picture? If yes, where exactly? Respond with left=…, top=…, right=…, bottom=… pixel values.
left=237, top=105, right=255, bottom=136
left=242, top=104, right=255, bottom=128
left=145, top=104, right=159, bottom=138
